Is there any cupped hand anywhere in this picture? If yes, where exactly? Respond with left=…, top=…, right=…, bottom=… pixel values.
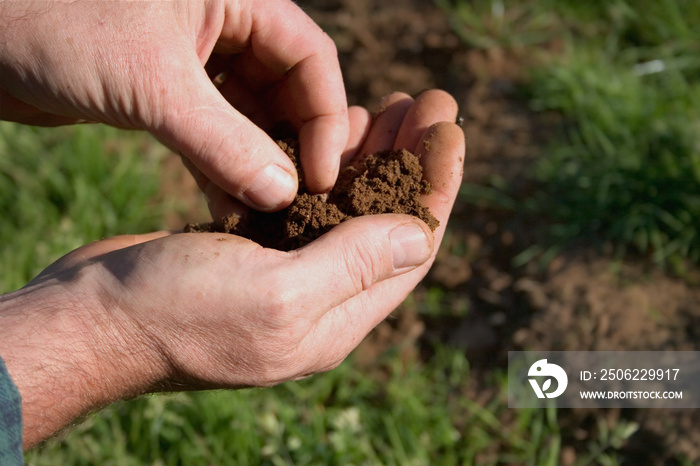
left=0, top=0, right=348, bottom=210
left=4, top=90, right=463, bottom=447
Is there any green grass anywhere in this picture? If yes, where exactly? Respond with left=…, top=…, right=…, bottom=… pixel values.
left=0, top=122, right=165, bottom=292
left=525, top=45, right=700, bottom=267
left=442, top=0, right=700, bottom=269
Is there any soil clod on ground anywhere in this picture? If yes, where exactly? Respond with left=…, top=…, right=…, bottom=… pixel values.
left=185, top=138, right=438, bottom=250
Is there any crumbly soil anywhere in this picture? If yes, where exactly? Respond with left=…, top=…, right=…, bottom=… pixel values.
left=184, top=139, right=437, bottom=250
left=159, top=0, right=700, bottom=462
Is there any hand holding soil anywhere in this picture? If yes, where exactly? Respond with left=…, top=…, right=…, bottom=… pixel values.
left=186, top=90, right=450, bottom=250
left=0, top=89, right=464, bottom=447
left=0, top=0, right=347, bottom=211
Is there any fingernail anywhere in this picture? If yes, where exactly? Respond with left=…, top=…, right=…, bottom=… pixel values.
left=243, top=165, right=296, bottom=210
left=390, top=223, right=432, bottom=270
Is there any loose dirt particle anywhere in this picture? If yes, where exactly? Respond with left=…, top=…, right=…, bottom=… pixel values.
left=185, top=139, right=438, bottom=250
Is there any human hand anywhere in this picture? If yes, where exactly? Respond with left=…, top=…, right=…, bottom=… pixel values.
left=0, top=0, right=348, bottom=210
left=0, top=90, right=463, bottom=448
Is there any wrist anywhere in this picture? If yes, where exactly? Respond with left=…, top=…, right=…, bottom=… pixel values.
left=0, top=265, right=163, bottom=448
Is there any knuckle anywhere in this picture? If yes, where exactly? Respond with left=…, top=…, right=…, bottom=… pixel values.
left=254, top=269, right=311, bottom=340
left=259, top=271, right=299, bottom=323
left=341, top=236, right=389, bottom=294
left=232, top=267, right=313, bottom=386
left=319, top=32, right=338, bottom=56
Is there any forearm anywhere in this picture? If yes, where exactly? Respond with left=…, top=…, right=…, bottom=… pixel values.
left=0, top=274, right=156, bottom=448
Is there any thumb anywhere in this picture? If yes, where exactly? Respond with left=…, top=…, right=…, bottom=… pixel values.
left=150, top=62, right=298, bottom=212
left=283, top=214, right=435, bottom=320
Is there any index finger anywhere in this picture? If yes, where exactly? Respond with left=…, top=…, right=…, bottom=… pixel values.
left=221, top=0, right=349, bottom=193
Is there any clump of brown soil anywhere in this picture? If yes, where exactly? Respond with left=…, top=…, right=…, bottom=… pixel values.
left=185, top=139, right=438, bottom=250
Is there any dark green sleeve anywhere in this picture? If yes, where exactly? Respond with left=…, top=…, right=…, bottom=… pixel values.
left=0, top=356, right=22, bottom=465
